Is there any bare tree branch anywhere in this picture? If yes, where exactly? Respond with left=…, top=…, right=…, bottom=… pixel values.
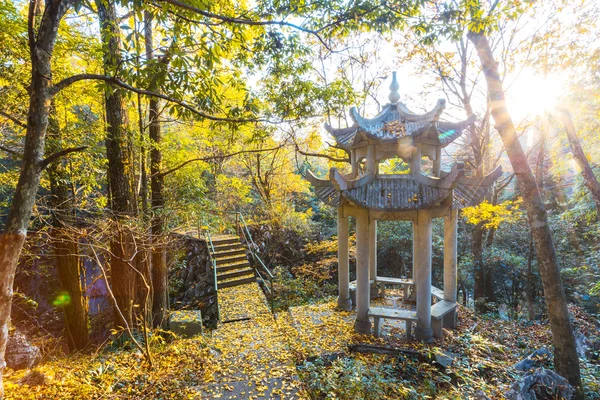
left=41, top=146, right=88, bottom=169
left=0, top=145, right=22, bottom=157
left=50, top=74, right=263, bottom=123
left=158, top=145, right=284, bottom=177
left=0, top=111, right=27, bottom=129
left=294, top=146, right=349, bottom=163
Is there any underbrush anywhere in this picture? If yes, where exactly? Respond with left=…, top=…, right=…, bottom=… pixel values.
left=4, top=334, right=214, bottom=399
left=293, top=303, right=600, bottom=399
left=298, top=356, right=422, bottom=399
left=273, top=265, right=337, bottom=311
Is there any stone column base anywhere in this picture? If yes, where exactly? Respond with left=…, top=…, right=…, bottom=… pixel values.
left=414, top=326, right=433, bottom=342
left=354, top=318, right=372, bottom=334
left=337, top=297, right=353, bottom=311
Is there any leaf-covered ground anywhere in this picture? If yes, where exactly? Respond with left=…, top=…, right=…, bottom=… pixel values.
left=5, top=284, right=600, bottom=399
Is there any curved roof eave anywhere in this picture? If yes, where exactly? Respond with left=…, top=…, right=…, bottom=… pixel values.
left=396, top=99, right=446, bottom=122
left=324, top=122, right=357, bottom=149
left=437, top=114, right=477, bottom=146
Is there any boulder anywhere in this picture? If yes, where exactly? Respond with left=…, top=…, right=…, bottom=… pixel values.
left=513, top=348, right=552, bottom=371
left=5, top=329, right=41, bottom=370
left=434, top=351, right=456, bottom=368
left=505, top=368, right=575, bottom=400
left=170, top=310, right=203, bottom=338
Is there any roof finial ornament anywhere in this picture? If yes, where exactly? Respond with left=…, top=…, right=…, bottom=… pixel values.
left=389, top=71, right=400, bottom=104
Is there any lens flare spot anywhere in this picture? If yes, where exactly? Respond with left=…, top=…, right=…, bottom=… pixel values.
left=53, top=291, right=72, bottom=307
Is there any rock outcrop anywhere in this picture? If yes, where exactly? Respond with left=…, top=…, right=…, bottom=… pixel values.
left=5, top=329, right=41, bottom=370
left=505, top=369, right=575, bottom=400
left=512, top=348, right=552, bottom=371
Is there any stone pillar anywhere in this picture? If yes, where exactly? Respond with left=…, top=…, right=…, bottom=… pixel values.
left=354, top=209, right=371, bottom=334
left=351, top=149, right=358, bottom=178
left=414, top=209, right=433, bottom=341
left=367, top=144, right=377, bottom=175
left=337, top=208, right=352, bottom=311
left=443, top=208, right=458, bottom=328
left=410, top=144, right=422, bottom=173
left=369, top=218, right=381, bottom=298
left=433, top=146, right=441, bottom=177
left=407, top=221, right=417, bottom=302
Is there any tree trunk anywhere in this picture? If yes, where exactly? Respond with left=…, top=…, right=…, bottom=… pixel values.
left=526, top=233, right=536, bottom=321
left=472, top=223, right=486, bottom=312
left=557, top=108, right=600, bottom=217
left=47, top=106, right=89, bottom=352
left=137, top=92, right=148, bottom=214
left=484, top=264, right=496, bottom=307
left=145, top=11, right=169, bottom=328
left=469, top=30, right=584, bottom=397
left=96, top=0, right=138, bottom=329
left=0, top=1, right=69, bottom=396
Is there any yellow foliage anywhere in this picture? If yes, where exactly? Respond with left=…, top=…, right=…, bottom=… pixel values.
left=461, top=199, right=523, bottom=229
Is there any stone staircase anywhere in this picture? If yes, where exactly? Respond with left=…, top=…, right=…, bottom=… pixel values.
left=210, top=235, right=256, bottom=289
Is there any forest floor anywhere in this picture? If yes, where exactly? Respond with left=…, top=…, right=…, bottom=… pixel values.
left=4, top=285, right=600, bottom=399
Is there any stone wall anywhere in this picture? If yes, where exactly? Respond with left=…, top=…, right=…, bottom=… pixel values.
left=169, top=234, right=218, bottom=328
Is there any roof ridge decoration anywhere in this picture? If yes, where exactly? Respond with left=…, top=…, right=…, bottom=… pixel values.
left=389, top=71, right=400, bottom=103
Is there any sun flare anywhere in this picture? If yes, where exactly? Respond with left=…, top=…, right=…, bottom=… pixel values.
left=505, top=69, right=568, bottom=118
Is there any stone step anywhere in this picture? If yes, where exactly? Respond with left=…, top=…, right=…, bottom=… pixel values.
left=215, top=254, right=248, bottom=265
left=216, top=261, right=251, bottom=273
left=212, top=248, right=246, bottom=259
left=217, top=268, right=255, bottom=281
left=218, top=276, right=256, bottom=289
left=211, top=236, right=240, bottom=245
left=212, top=243, right=245, bottom=252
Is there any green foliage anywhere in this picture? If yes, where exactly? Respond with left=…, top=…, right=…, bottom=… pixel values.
left=298, top=356, right=417, bottom=399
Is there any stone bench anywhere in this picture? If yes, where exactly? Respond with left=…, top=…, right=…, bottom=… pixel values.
left=349, top=280, right=376, bottom=304
left=431, top=285, right=444, bottom=302
left=430, top=300, right=457, bottom=338
left=376, top=277, right=413, bottom=300
left=368, top=307, right=418, bottom=339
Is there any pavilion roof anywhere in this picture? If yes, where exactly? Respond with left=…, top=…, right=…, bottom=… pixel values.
left=306, top=165, right=502, bottom=212
left=325, top=101, right=475, bottom=151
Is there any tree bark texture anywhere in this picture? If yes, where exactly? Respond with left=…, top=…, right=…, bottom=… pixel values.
left=97, top=0, right=138, bottom=329
left=468, top=30, right=584, bottom=397
left=557, top=108, right=600, bottom=216
left=0, top=1, right=70, bottom=396
left=47, top=107, right=89, bottom=352
left=144, top=12, right=169, bottom=328
left=472, top=222, right=486, bottom=312
left=526, top=233, right=536, bottom=321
